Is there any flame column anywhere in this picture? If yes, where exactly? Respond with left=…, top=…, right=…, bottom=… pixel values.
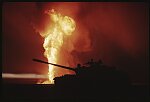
left=40, top=9, right=76, bottom=84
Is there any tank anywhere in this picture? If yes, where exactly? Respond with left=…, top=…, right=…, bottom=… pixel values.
left=33, top=58, right=131, bottom=99
left=33, top=58, right=130, bottom=87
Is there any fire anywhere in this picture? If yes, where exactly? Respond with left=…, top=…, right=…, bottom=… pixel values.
left=39, top=9, right=76, bottom=84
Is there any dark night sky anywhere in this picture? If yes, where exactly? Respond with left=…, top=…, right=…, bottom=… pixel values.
left=2, top=2, right=149, bottom=84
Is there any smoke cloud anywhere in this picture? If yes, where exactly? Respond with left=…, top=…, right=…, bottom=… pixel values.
left=2, top=73, right=48, bottom=79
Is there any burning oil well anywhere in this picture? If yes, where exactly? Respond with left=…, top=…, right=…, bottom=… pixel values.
left=34, top=9, right=76, bottom=84
left=32, top=7, right=92, bottom=84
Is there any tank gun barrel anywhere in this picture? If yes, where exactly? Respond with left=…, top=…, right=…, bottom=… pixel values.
left=33, top=59, right=75, bottom=72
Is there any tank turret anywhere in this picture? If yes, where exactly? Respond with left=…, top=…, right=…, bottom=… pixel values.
left=32, top=58, right=83, bottom=74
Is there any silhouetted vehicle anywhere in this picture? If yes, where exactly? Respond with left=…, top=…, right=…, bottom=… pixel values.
left=33, top=58, right=131, bottom=100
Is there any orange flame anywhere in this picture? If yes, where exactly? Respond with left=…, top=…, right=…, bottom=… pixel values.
left=39, top=9, right=76, bottom=84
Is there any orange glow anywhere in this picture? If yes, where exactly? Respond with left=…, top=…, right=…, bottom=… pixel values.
left=39, top=9, right=76, bottom=84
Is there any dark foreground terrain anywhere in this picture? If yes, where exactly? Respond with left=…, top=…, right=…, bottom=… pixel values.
left=2, top=60, right=149, bottom=102
left=2, top=84, right=149, bottom=102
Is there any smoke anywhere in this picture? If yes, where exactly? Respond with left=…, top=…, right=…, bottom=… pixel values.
left=2, top=73, right=48, bottom=79
left=29, top=2, right=149, bottom=83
